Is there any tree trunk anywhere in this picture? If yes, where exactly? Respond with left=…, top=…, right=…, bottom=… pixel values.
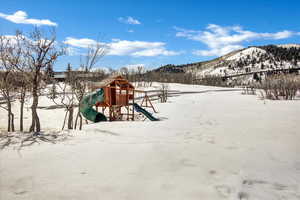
left=29, top=73, right=41, bottom=132
left=7, top=102, right=11, bottom=132
left=20, top=100, right=24, bottom=132
left=6, top=100, right=15, bottom=132
left=20, top=88, right=26, bottom=132
left=74, top=111, right=79, bottom=130
left=74, top=109, right=82, bottom=130
left=67, top=106, right=74, bottom=129
left=79, top=113, right=82, bottom=130
left=29, top=96, right=40, bottom=132
left=62, top=110, right=68, bottom=130
left=11, top=112, right=15, bottom=132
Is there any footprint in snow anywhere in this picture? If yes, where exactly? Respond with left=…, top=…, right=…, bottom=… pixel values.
left=215, top=185, right=231, bottom=198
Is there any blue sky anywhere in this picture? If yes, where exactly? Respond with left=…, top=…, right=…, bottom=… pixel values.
left=0, top=0, right=300, bottom=71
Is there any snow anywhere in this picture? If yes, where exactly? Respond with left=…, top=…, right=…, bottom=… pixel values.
left=226, top=47, right=266, bottom=61
left=277, top=44, right=300, bottom=49
left=194, top=45, right=300, bottom=80
left=195, top=47, right=270, bottom=77
left=0, top=93, right=76, bottom=132
left=200, top=66, right=228, bottom=76
left=1, top=83, right=300, bottom=200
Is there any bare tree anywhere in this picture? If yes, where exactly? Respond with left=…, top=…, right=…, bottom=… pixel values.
left=73, top=41, right=107, bottom=130
left=0, top=35, right=20, bottom=132
left=0, top=71, right=16, bottom=132
left=0, top=32, right=35, bottom=132
left=159, top=83, right=169, bottom=103
left=120, top=67, right=129, bottom=80
left=17, top=28, right=65, bottom=132
left=260, top=74, right=300, bottom=100
left=137, top=66, right=146, bottom=87
left=49, top=64, right=77, bottom=130
left=15, top=72, right=30, bottom=132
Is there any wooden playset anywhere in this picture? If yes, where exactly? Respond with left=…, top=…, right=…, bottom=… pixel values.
left=91, top=75, right=157, bottom=121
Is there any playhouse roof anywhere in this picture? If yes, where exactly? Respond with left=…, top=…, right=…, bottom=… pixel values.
left=97, top=75, right=134, bottom=88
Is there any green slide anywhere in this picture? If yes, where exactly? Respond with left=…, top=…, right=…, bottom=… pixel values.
left=79, top=89, right=107, bottom=122
left=133, top=103, right=159, bottom=121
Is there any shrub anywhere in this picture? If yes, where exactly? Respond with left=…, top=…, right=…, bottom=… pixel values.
left=259, top=74, right=300, bottom=100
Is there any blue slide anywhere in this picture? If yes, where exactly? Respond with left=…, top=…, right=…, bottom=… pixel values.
left=133, top=103, right=159, bottom=121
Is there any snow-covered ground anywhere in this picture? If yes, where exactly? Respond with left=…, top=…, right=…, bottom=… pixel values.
left=0, top=83, right=300, bottom=200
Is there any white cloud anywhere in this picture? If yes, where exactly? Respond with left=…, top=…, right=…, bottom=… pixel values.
left=127, top=29, right=134, bottom=33
left=193, top=45, right=243, bottom=57
left=175, top=24, right=298, bottom=56
left=131, top=48, right=181, bottom=57
left=0, top=10, right=57, bottom=26
left=265, top=30, right=294, bottom=39
left=64, top=37, right=100, bottom=48
left=64, top=37, right=181, bottom=57
left=0, top=34, right=37, bottom=49
left=0, top=34, right=58, bottom=48
left=108, top=39, right=164, bottom=56
left=1, top=34, right=59, bottom=47
left=118, top=16, right=141, bottom=25
left=65, top=46, right=80, bottom=56
left=0, top=35, right=20, bottom=45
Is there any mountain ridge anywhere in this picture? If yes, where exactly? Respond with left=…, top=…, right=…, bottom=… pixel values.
left=153, top=44, right=300, bottom=79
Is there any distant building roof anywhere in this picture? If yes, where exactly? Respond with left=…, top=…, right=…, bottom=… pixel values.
left=93, top=75, right=134, bottom=88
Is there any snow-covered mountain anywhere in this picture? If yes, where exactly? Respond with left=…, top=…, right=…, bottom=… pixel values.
left=155, top=44, right=300, bottom=80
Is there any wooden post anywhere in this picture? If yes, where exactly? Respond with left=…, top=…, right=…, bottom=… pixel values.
left=126, top=86, right=129, bottom=120
left=140, top=92, right=145, bottom=106
left=140, top=92, right=157, bottom=113
left=145, top=91, right=148, bottom=107
left=109, top=107, right=112, bottom=121
left=132, top=90, right=135, bottom=121
left=146, top=96, right=157, bottom=113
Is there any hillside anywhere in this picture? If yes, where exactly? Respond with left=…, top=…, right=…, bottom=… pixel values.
left=154, top=44, right=300, bottom=80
